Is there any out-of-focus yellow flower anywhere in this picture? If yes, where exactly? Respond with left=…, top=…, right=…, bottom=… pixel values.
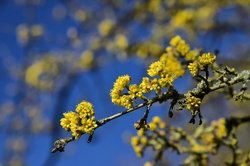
left=77, top=50, right=94, bottom=70
left=131, top=136, right=139, bottom=146
left=98, top=19, right=114, bottom=36
left=115, top=34, right=128, bottom=49
left=25, top=56, right=59, bottom=91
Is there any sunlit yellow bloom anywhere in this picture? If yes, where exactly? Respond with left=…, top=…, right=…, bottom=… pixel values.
left=60, top=111, right=80, bottom=132
left=75, top=101, right=95, bottom=118
left=188, top=62, right=199, bottom=76
left=128, top=84, right=143, bottom=99
left=185, top=93, right=201, bottom=115
left=199, top=53, right=216, bottom=66
left=170, top=35, right=182, bottom=47
left=147, top=61, right=164, bottom=77
left=139, top=77, right=152, bottom=93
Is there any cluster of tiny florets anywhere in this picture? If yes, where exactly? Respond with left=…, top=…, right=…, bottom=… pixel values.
left=60, top=101, right=97, bottom=138
left=170, top=35, right=190, bottom=56
left=199, top=53, right=216, bottom=66
left=110, top=75, right=133, bottom=109
left=185, top=93, right=202, bottom=115
left=188, top=52, right=216, bottom=77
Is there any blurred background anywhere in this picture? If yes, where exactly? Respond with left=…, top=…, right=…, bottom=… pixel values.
left=0, top=0, right=250, bottom=166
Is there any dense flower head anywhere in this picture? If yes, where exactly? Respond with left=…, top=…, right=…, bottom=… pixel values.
left=139, top=77, right=151, bottom=93
left=60, top=111, right=79, bottom=132
left=188, top=62, right=199, bottom=76
left=170, top=35, right=182, bottom=47
left=147, top=61, right=164, bottom=77
left=110, top=75, right=133, bottom=109
left=187, top=52, right=216, bottom=77
left=128, top=84, right=143, bottom=99
left=112, top=75, right=131, bottom=91
left=199, top=53, right=216, bottom=66
left=76, top=101, right=95, bottom=118
left=169, top=35, right=190, bottom=56
left=60, top=101, right=97, bottom=138
left=160, top=53, right=185, bottom=77
left=185, top=93, right=202, bottom=115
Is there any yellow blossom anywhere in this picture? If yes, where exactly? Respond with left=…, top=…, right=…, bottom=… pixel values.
left=176, top=40, right=190, bottom=55
left=185, top=93, right=201, bottom=115
left=170, top=35, right=182, bottom=47
left=188, top=62, right=199, bottom=76
left=185, top=49, right=199, bottom=61
left=148, top=122, right=157, bottom=131
left=199, top=53, right=216, bottom=66
left=60, top=111, right=79, bottom=131
left=140, top=136, right=148, bottom=145
left=147, top=61, right=164, bottom=77
left=60, top=101, right=97, bottom=138
left=137, top=129, right=145, bottom=137
left=131, top=136, right=139, bottom=146
left=75, top=101, right=95, bottom=118
left=115, top=34, right=128, bottom=49
left=80, top=116, right=97, bottom=134
left=160, top=53, right=185, bottom=77
left=78, top=50, right=94, bottom=69
left=110, top=75, right=133, bottom=108
left=134, top=146, right=143, bottom=157
left=152, top=116, right=161, bottom=124
left=128, top=84, right=143, bottom=99
left=98, top=19, right=114, bottom=36
left=139, top=77, right=151, bottom=93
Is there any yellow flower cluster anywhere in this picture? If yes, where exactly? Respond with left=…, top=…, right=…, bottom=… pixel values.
left=25, top=56, right=59, bottom=91
left=131, top=116, right=167, bottom=158
left=77, top=50, right=94, bottom=70
left=187, top=61, right=200, bottom=77
left=185, top=93, right=202, bottom=115
left=110, top=75, right=133, bottom=109
left=169, top=35, right=190, bottom=56
left=188, top=52, right=216, bottom=76
left=60, top=101, right=97, bottom=138
left=199, top=52, right=216, bottom=66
